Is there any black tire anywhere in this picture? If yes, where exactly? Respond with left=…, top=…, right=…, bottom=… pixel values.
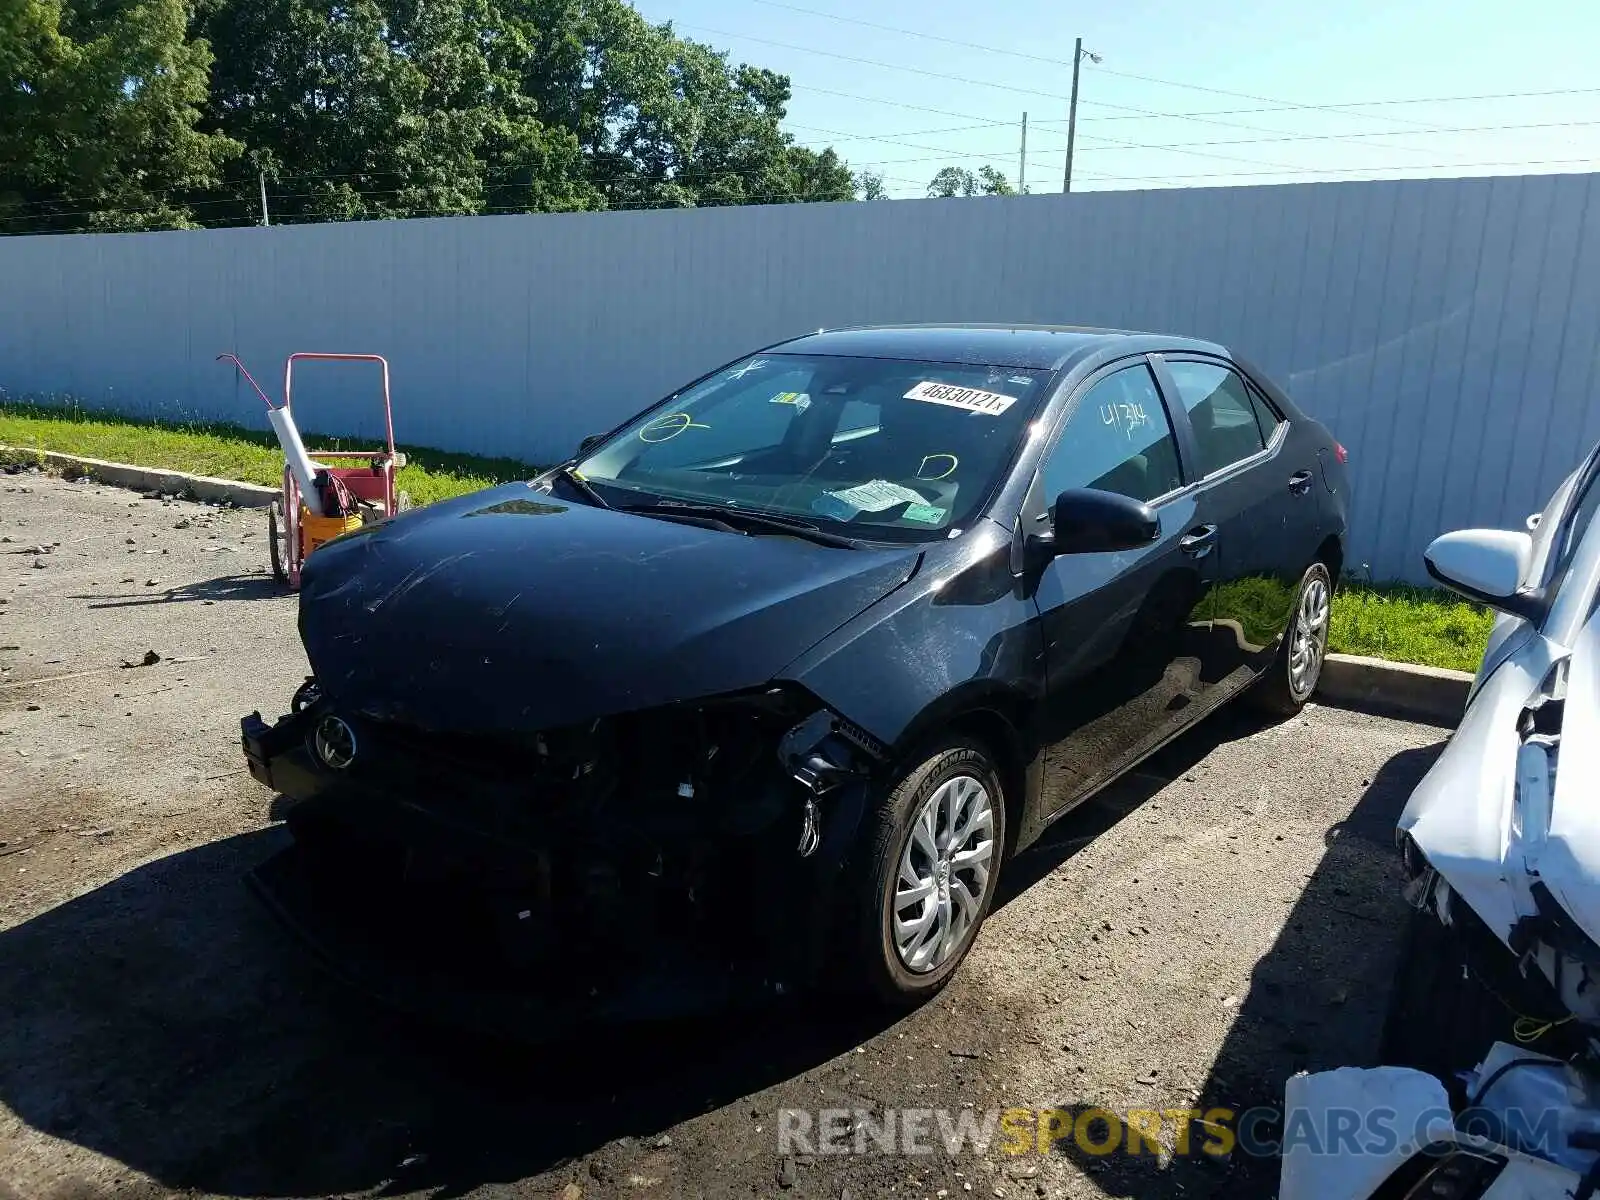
left=268, top=501, right=290, bottom=586
left=1252, top=560, right=1332, bottom=715
left=840, top=737, right=1007, bottom=1006
left=1381, top=908, right=1510, bottom=1096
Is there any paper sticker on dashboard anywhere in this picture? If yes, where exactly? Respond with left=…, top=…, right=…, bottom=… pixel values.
left=904, top=380, right=1017, bottom=416
left=812, top=479, right=926, bottom=521
left=770, top=391, right=811, bottom=410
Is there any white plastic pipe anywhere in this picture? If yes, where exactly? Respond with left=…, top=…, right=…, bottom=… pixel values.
left=266, top=406, right=329, bottom=516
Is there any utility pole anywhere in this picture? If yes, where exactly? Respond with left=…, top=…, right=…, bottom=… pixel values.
left=1018, top=112, right=1028, bottom=194
left=1062, top=38, right=1101, bottom=193
left=258, top=170, right=271, bottom=227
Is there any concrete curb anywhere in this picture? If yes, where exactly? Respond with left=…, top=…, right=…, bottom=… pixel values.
left=0, top=445, right=278, bottom=508
left=1317, top=653, right=1472, bottom=727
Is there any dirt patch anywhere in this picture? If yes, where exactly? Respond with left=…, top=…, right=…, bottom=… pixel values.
left=0, top=470, right=1445, bottom=1199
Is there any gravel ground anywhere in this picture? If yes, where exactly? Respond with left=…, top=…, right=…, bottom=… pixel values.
left=0, top=469, right=1446, bottom=1200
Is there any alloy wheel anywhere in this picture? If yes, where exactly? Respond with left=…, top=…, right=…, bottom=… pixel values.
left=892, top=774, right=996, bottom=973
left=1289, top=574, right=1330, bottom=696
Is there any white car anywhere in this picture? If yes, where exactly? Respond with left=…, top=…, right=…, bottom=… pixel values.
left=1394, top=439, right=1600, bottom=1067
left=1279, top=444, right=1600, bottom=1199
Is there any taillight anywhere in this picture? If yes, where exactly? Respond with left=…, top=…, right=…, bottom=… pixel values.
left=1333, top=441, right=1348, bottom=464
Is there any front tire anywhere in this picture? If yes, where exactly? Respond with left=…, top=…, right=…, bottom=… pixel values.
left=843, top=737, right=1007, bottom=1006
left=1252, top=561, right=1332, bottom=715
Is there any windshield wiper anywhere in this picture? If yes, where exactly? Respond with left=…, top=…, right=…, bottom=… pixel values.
left=623, top=500, right=861, bottom=548
left=551, top=465, right=610, bottom=509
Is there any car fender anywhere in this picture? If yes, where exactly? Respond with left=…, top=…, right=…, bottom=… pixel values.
left=778, top=519, right=1046, bottom=757
left=1397, top=632, right=1562, bottom=942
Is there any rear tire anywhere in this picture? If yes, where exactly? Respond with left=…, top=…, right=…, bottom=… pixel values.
left=839, top=737, right=1007, bottom=1006
left=1252, top=561, right=1331, bottom=715
left=267, top=501, right=290, bottom=586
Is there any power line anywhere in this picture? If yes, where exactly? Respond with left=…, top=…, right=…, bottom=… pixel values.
left=782, top=84, right=1600, bottom=161
left=1075, top=154, right=1600, bottom=186
left=1059, top=117, right=1600, bottom=154
left=794, top=106, right=1600, bottom=164
left=1076, top=87, right=1600, bottom=125
left=792, top=77, right=1600, bottom=130
left=737, top=0, right=1445, bottom=134
left=784, top=121, right=1024, bottom=162
left=680, top=22, right=1503, bottom=145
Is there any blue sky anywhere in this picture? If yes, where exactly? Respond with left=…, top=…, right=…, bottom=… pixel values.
left=632, top=0, right=1600, bottom=198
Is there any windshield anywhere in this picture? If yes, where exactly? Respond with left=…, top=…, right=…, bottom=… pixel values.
left=575, top=353, right=1052, bottom=539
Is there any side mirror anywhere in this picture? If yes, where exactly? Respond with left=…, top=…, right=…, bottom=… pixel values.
left=1423, top=528, right=1539, bottom=618
left=576, top=433, right=606, bottom=457
left=1048, top=488, right=1160, bottom=556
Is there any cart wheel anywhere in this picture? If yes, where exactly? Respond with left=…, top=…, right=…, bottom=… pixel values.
left=396, top=490, right=413, bottom=512
left=268, top=501, right=290, bottom=586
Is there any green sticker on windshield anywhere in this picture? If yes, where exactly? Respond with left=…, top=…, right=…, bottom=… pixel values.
left=902, top=503, right=947, bottom=525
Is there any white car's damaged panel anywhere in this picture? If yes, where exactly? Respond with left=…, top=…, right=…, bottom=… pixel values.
left=1531, top=616, right=1600, bottom=961
left=1397, top=636, right=1563, bottom=945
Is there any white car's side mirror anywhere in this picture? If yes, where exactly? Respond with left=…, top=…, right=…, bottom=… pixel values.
left=1424, top=528, right=1538, bottom=618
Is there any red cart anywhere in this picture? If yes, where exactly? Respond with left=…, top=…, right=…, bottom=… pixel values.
left=219, top=351, right=408, bottom=590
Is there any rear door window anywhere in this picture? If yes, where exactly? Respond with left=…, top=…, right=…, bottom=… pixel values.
left=1166, top=361, right=1270, bottom=477
left=1244, top=384, right=1283, bottom=443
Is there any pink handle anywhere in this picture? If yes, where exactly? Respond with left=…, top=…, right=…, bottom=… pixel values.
left=216, top=353, right=277, bottom=411
left=282, top=353, right=395, bottom=455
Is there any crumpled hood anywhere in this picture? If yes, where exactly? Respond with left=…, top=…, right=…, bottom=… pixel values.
left=297, top=484, right=920, bottom=733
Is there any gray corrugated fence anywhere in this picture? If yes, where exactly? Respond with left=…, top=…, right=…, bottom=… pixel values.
left=3, top=172, right=1599, bottom=582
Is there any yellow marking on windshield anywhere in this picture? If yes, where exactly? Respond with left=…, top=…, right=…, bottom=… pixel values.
left=639, top=412, right=711, bottom=443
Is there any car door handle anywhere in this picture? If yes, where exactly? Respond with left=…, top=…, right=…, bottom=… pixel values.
left=1179, top=524, right=1217, bottom=557
left=1289, top=469, right=1315, bottom=495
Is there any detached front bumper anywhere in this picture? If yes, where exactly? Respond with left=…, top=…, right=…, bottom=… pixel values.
left=239, top=697, right=873, bottom=1033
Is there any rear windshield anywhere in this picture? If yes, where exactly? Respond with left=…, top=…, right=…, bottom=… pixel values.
left=576, top=353, right=1052, bottom=539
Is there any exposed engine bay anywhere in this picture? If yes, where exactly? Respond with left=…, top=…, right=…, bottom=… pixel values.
left=240, top=681, right=883, bottom=1025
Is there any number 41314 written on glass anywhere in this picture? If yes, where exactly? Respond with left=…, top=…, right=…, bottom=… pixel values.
left=1101, top=402, right=1148, bottom=437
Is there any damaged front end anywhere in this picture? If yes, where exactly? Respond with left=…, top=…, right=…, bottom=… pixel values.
left=240, top=681, right=882, bottom=1029
left=1399, top=609, right=1600, bottom=1039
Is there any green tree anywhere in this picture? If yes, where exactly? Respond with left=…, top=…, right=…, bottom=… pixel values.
left=854, top=170, right=887, bottom=200
left=4, top=0, right=859, bottom=230
left=977, top=165, right=1015, bottom=196
left=502, top=2, right=852, bottom=211
left=191, top=0, right=595, bottom=223
left=926, top=164, right=1014, bottom=198
left=0, top=0, right=240, bottom=233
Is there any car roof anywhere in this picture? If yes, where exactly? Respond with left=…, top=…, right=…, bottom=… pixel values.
left=769, top=324, right=1229, bottom=371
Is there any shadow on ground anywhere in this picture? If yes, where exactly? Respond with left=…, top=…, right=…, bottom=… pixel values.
left=1050, top=729, right=1447, bottom=1198
left=74, top=572, right=282, bottom=608
left=0, top=708, right=1410, bottom=1199
left=0, top=827, right=903, bottom=1198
